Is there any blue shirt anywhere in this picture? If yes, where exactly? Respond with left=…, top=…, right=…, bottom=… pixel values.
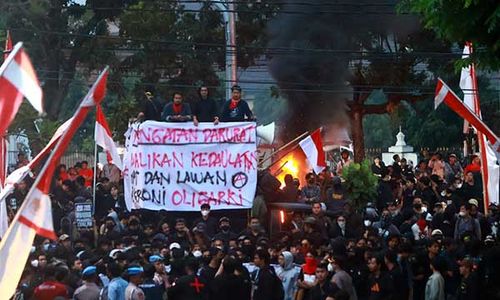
left=108, top=277, right=128, bottom=300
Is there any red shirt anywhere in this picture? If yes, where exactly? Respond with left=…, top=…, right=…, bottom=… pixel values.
left=34, top=281, right=69, bottom=300
left=79, top=168, right=94, bottom=187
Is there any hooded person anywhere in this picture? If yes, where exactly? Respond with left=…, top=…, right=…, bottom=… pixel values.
left=276, top=251, right=301, bottom=300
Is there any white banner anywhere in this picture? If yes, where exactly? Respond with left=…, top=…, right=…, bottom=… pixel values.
left=123, top=121, right=257, bottom=211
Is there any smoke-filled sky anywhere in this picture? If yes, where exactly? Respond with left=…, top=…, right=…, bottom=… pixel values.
left=267, top=0, right=418, bottom=139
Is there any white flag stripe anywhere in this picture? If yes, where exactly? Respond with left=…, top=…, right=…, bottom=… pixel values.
left=434, top=84, right=448, bottom=109
left=0, top=221, right=37, bottom=297
left=95, top=121, right=123, bottom=170
left=484, top=137, right=500, bottom=205
left=0, top=166, right=30, bottom=204
left=18, top=188, right=54, bottom=234
left=3, top=59, right=43, bottom=113
left=299, top=135, right=324, bottom=174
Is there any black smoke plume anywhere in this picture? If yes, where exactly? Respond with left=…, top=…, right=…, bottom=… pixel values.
left=267, top=0, right=418, bottom=139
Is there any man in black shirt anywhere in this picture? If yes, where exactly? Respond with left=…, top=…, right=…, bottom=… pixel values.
left=138, top=90, right=164, bottom=121
left=384, top=249, right=408, bottom=300
left=220, top=85, right=254, bottom=122
left=368, top=255, right=394, bottom=300
left=193, top=85, right=219, bottom=125
left=309, top=262, right=339, bottom=300
left=192, top=203, right=218, bottom=238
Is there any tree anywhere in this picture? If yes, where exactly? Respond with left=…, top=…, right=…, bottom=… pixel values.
left=401, top=0, right=500, bottom=70
left=342, top=160, right=379, bottom=211
left=2, top=0, right=275, bottom=151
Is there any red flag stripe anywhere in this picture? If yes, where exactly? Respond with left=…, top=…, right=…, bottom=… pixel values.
left=310, top=129, right=326, bottom=167
left=436, top=79, right=498, bottom=147
left=96, top=105, right=113, bottom=136
left=37, top=107, right=91, bottom=193
left=3, top=50, right=43, bottom=113
left=0, top=77, right=24, bottom=137
left=18, top=216, right=57, bottom=240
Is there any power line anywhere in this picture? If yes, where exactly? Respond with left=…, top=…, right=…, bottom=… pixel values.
left=4, top=28, right=466, bottom=58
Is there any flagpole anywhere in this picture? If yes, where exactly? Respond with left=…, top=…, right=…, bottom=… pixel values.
left=92, top=140, right=97, bottom=215
left=258, top=131, right=308, bottom=168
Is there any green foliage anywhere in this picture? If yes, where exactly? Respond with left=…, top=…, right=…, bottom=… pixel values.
left=342, top=160, right=379, bottom=211
left=401, top=0, right=500, bottom=70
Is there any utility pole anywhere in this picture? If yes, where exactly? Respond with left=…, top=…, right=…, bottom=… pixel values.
left=213, top=1, right=237, bottom=100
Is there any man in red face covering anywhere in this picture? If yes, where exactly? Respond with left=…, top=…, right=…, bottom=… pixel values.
left=162, top=91, right=193, bottom=122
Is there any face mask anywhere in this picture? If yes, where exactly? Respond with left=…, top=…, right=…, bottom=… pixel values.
left=192, top=250, right=202, bottom=258
left=338, top=221, right=346, bottom=229
left=250, top=224, right=260, bottom=231
left=43, top=244, right=50, bottom=252
left=327, top=263, right=334, bottom=272
left=31, top=260, right=39, bottom=268
left=459, top=211, right=466, bottom=217
left=456, top=183, right=463, bottom=189
left=421, top=207, right=428, bottom=213
left=201, top=210, right=209, bottom=217
left=364, top=220, right=372, bottom=227
left=441, top=190, right=447, bottom=197
left=30, top=246, right=36, bottom=254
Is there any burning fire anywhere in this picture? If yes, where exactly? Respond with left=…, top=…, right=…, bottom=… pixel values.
left=270, top=149, right=310, bottom=188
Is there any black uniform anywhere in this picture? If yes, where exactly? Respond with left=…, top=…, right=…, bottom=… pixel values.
left=167, top=274, right=206, bottom=300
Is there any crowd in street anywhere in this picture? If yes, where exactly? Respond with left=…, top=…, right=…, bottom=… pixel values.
left=5, top=146, right=499, bottom=300
left=3, top=85, right=500, bottom=300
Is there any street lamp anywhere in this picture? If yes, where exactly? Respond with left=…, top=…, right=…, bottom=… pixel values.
left=212, top=1, right=237, bottom=100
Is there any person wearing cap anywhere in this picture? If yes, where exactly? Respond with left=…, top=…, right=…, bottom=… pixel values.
left=444, top=154, right=463, bottom=183
left=454, top=203, right=481, bottom=241
left=192, top=203, right=218, bottom=238
left=220, top=85, right=254, bottom=122
left=125, top=265, right=146, bottom=300
left=74, top=266, right=101, bottom=300
left=149, top=255, right=170, bottom=289
left=213, top=217, right=238, bottom=245
left=467, top=198, right=489, bottom=236
left=162, top=91, right=193, bottom=122
left=192, top=85, right=219, bottom=126
left=53, top=234, right=74, bottom=263
left=139, top=264, right=165, bottom=300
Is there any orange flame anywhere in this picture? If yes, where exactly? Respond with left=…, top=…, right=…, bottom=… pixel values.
left=270, top=149, right=310, bottom=188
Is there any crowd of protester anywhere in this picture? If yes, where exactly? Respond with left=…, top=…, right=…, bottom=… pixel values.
left=3, top=85, right=500, bottom=300
left=5, top=147, right=499, bottom=300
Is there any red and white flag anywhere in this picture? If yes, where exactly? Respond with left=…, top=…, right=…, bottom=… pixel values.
left=299, top=128, right=326, bottom=174
left=434, top=78, right=499, bottom=151
left=458, top=43, right=499, bottom=207
left=0, top=67, right=109, bottom=298
left=435, top=77, right=500, bottom=207
left=95, top=105, right=123, bottom=170
left=0, top=118, right=72, bottom=205
left=0, top=43, right=44, bottom=139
